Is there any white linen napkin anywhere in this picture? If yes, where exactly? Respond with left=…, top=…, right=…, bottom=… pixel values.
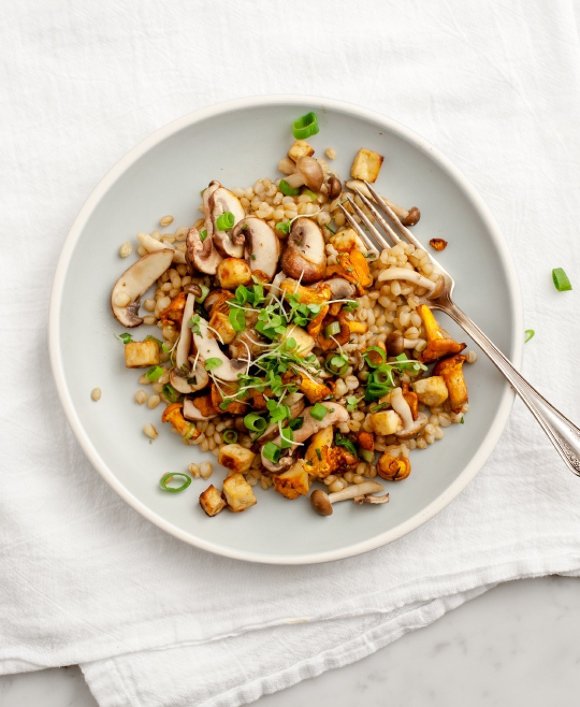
left=2, top=1, right=580, bottom=705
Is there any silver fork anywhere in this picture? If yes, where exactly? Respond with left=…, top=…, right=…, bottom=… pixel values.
left=341, top=182, right=580, bottom=477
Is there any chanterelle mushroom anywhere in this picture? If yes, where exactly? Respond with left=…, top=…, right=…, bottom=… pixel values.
left=111, top=249, right=173, bottom=327
left=203, top=180, right=246, bottom=258
left=283, top=156, right=324, bottom=192
left=261, top=403, right=349, bottom=473
left=281, top=217, right=326, bottom=284
left=232, top=216, right=280, bottom=281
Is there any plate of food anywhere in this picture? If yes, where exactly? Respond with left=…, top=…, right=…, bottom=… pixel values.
left=49, top=96, right=522, bottom=563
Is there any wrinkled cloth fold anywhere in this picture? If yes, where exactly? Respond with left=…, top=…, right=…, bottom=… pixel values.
left=1, top=1, right=580, bottom=705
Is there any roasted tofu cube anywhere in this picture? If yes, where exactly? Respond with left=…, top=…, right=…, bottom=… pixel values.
left=273, top=460, right=311, bottom=500
left=218, top=444, right=256, bottom=474
left=350, top=148, right=384, bottom=183
left=217, top=258, right=252, bottom=290
left=412, top=376, right=449, bottom=407
left=369, top=410, right=403, bottom=436
left=124, top=339, right=160, bottom=368
left=288, top=140, right=315, bottom=162
left=222, top=473, right=257, bottom=512
left=283, top=325, right=315, bottom=355
left=199, top=485, right=226, bottom=517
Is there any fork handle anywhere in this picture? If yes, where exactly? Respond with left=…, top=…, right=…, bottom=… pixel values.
left=440, top=302, right=580, bottom=477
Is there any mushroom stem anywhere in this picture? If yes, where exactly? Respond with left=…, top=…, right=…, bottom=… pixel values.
left=389, top=388, right=414, bottom=429
left=376, top=267, right=436, bottom=293
left=328, top=481, right=383, bottom=503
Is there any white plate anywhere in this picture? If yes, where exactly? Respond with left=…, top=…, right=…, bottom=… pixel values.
left=49, top=96, right=522, bottom=564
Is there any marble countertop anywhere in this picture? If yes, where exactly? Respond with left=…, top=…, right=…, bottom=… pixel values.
left=1, top=575, right=579, bottom=706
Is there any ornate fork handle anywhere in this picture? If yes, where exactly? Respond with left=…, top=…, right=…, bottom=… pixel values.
left=438, top=300, right=580, bottom=476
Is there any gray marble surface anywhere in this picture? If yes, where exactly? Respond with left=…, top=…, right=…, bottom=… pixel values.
left=1, top=576, right=579, bottom=706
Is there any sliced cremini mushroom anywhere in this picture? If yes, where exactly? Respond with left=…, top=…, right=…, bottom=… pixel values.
left=111, top=249, right=173, bottom=327
left=136, top=232, right=186, bottom=264
left=389, top=387, right=428, bottom=438
left=261, top=403, right=348, bottom=473
left=174, top=293, right=195, bottom=370
left=203, top=180, right=246, bottom=258
left=232, top=217, right=280, bottom=281
left=310, top=481, right=384, bottom=516
left=170, top=361, right=209, bottom=395
left=282, top=156, right=324, bottom=192
left=182, top=394, right=218, bottom=421
left=192, top=316, right=246, bottom=382
left=281, top=217, right=326, bottom=284
left=186, top=226, right=222, bottom=275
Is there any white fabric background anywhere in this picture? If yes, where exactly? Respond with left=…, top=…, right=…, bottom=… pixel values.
left=1, top=1, right=580, bottom=705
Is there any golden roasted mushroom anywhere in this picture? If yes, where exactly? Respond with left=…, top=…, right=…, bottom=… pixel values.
left=299, top=377, right=332, bottom=404
left=418, top=304, right=466, bottom=363
left=161, top=403, right=200, bottom=440
left=377, top=453, right=411, bottom=481
left=433, top=354, right=468, bottom=413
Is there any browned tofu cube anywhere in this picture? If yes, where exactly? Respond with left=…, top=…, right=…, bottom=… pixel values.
left=199, top=485, right=226, bottom=517
left=273, top=460, right=311, bottom=500
left=222, top=473, right=257, bottom=512
left=350, top=148, right=384, bottom=182
left=218, top=444, right=256, bottom=474
left=124, top=339, right=160, bottom=368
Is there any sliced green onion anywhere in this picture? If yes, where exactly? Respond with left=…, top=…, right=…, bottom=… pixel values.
left=310, top=403, right=329, bottom=421
left=363, top=346, right=387, bottom=368
left=372, top=366, right=393, bottom=385
left=289, top=417, right=304, bottom=431
left=229, top=307, right=246, bottom=333
left=359, top=449, right=374, bottom=463
left=216, top=211, right=235, bottom=231
left=159, top=472, right=191, bottom=494
left=552, top=267, right=572, bottom=292
left=344, top=300, right=359, bottom=313
left=292, top=111, right=320, bottom=140
left=279, top=179, right=301, bottom=196
left=197, top=284, right=209, bottom=304
left=335, top=432, right=357, bottom=457
left=263, top=441, right=282, bottom=463
left=365, top=381, right=390, bottom=401
left=302, top=188, right=318, bottom=200
left=146, top=365, right=165, bottom=382
left=162, top=383, right=180, bottom=403
left=524, top=329, right=535, bottom=343
left=204, top=357, right=223, bottom=372
left=276, top=221, right=291, bottom=235
left=324, top=321, right=341, bottom=338
left=346, top=395, right=361, bottom=412
left=326, top=222, right=337, bottom=234
left=280, top=427, right=293, bottom=449
left=199, top=229, right=208, bottom=242
left=189, top=314, right=201, bottom=334
left=325, top=353, right=348, bottom=375
left=222, top=429, right=238, bottom=444
left=244, top=413, right=267, bottom=432
left=118, top=332, right=133, bottom=344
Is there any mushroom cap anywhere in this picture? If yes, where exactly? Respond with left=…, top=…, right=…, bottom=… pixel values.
left=205, top=181, right=246, bottom=258
left=281, top=217, right=326, bottom=284
left=192, top=316, right=246, bottom=382
left=296, top=156, right=324, bottom=191
left=111, top=249, right=173, bottom=327
left=175, top=293, right=196, bottom=370
left=170, top=361, right=209, bottom=394
left=396, top=412, right=428, bottom=439
left=325, top=277, right=356, bottom=299
left=137, top=232, right=186, bottom=264
left=232, top=217, right=280, bottom=281
left=311, top=489, right=333, bottom=516
left=186, top=226, right=223, bottom=275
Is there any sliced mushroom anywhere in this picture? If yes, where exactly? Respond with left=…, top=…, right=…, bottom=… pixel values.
left=261, top=403, right=348, bottom=472
left=170, top=361, right=209, bottom=394
left=174, top=293, right=195, bottom=370
left=192, top=316, right=246, bottom=382
left=136, top=232, right=186, bottom=264
left=232, top=217, right=280, bottom=281
left=111, top=249, right=173, bottom=327
left=281, top=217, right=326, bottom=284
left=389, top=387, right=428, bottom=438
left=376, top=267, right=437, bottom=293
left=353, top=492, right=390, bottom=505
left=186, top=226, right=222, bottom=275
left=183, top=395, right=218, bottom=421
left=325, top=277, right=356, bottom=299
left=283, top=156, right=324, bottom=192
left=203, top=180, right=246, bottom=258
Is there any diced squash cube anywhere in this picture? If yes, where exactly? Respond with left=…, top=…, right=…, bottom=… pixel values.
left=199, top=485, right=226, bottom=517
left=222, top=473, right=257, bottom=512
left=218, top=444, right=256, bottom=474
left=124, top=339, right=160, bottom=368
left=350, top=148, right=384, bottom=183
